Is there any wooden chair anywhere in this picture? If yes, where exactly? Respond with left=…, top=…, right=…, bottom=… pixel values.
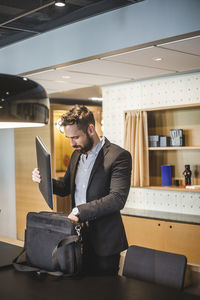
left=122, top=245, right=187, bottom=290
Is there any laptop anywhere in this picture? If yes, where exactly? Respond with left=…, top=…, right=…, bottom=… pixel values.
left=35, top=136, right=53, bottom=210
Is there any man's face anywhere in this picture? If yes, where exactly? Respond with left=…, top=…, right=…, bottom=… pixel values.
left=64, top=124, right=94, bottom=154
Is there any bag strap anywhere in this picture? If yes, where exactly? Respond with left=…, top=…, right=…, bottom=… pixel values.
left=13, top=235, right=82, bottom=276
left=74, top=238, right=82, bottom=274
left=13, top=248, right=41, bottom=273
left=52, top=235, right=82, bottom=275
left=13, top=253, right=63, bottom=276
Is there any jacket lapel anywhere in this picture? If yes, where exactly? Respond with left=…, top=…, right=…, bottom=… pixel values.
left=70, top=151, right=81, bottom=205
left=87, top=137, right=110, bottom=190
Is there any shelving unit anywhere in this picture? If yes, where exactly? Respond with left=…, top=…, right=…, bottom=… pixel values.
left=147, top=105, right=200, bottom=191
left=146, top=186, right=200, bottom=192
left=149, top=146, right=200, bottom=150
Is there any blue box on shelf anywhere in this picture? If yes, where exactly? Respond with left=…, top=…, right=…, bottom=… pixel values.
left=161, top=165, right=172, bottom=186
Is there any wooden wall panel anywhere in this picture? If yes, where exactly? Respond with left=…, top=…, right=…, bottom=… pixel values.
left=15, top=125, right=51, bottom=240
left=122, top=215, right=200, bottom=264
left=122, top=215, right=165, bottom=250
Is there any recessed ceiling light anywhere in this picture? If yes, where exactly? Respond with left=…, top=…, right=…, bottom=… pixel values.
left=62, top=75, right=71, bottom=79
left=152, top=57, right=162, bottom=62
left=55, top=80, right=65, bottom=83
left=55, top=0, right=66, bottom=7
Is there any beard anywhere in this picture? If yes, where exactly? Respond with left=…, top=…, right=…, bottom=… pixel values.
left=73, top=133, right=94, bottom=154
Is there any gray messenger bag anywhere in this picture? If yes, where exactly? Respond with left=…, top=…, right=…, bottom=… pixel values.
left=13, top=211, right=82, bottom=276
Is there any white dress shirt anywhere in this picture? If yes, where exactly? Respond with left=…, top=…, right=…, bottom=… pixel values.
left=74, top=137, right=105, bottom=206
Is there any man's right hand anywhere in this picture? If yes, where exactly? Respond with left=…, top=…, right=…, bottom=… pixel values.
left=32, top=168, right=41, bottom=183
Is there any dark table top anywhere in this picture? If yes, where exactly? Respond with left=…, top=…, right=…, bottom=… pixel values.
left=0, top=241, right=199, bottom=300
left=0, top=241, right=22, bottom=267
left=0, top=267, right=199, bottom=300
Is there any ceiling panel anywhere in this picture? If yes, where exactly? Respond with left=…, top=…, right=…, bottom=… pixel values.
left=25, top=34, right=200, bottom=97
left=68, top=72, right=130, bottom=85
left=158, top=36, right=200, bottom=56
left=63, top=59, right=175, bottom=80
left=27, top=68, right=130, bottom=94
left=27, top=68, right=128, bottom=82
left=50, top=85, right=102, bottom=100
left=102, top=46, right=200, bottom=72
left=29, top=77, right=88, bottom=94
left=27, top=69, right=70, bottom=81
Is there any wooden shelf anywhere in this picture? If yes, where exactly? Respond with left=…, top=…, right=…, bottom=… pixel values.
left=145, top=186, right=200, bottom=192
left=149, top=146, right=200, bottom=150
left=147, top=106, right=200, bottom=189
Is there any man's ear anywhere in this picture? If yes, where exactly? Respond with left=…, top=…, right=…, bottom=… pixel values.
left=87, top=124, right=95, bottom=136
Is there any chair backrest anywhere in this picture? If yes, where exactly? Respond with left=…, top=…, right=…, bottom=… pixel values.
left=122, top=245, right=187, bottom=290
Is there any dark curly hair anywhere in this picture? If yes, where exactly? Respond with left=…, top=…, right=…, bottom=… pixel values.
left=60, top=105, right=95, bottom=133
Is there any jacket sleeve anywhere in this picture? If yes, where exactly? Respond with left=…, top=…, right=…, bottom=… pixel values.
left=78, top=150, right=132, bottom=222
left=52, top=166, right=71, bottom=197
left=52, top=150, right=79, bottom=196
left=53, top=155, right=72, bottom=197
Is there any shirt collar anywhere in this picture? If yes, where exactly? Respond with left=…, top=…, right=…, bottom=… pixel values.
left=90, top=136, right=105, bottom=156
left=81, top=136, right=105, bottom=159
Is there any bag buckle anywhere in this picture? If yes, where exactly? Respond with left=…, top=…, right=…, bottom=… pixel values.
left=75, top=224, right=81, bottom=237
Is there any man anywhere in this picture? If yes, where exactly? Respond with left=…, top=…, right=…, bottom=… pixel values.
left=32, top=105, right=132, bottom=275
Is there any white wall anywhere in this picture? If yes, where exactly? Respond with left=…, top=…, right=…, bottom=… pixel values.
left=0, top=129, right=16, bottom=238
left=102, top=72, right=200, bottom=216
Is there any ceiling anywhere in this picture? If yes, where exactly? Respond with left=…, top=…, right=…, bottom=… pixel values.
left=25, top=34, right=200, bottom=99
left=0, top=0, right=140, bottom=48
left=0, top=0, right=200, bottom=101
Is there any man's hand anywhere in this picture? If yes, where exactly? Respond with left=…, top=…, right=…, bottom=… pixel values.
left=32, top=168, right=41, bottom=183
left=68, top=212, right=79, bottom=223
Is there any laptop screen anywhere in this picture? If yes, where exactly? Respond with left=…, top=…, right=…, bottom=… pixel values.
left=35, top=136, right=53, bottom=209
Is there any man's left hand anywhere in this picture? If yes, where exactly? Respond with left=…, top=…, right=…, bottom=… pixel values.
left=68, top=212, right=79, bottom=223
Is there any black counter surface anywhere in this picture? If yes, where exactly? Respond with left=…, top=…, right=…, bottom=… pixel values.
left=121, top=207, right=200, bottom=225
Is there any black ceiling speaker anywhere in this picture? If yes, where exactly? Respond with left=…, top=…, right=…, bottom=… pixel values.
left=0, top=74, right=49, bottom=129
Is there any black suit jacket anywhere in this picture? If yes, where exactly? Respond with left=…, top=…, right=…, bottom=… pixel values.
left=53, top=138, right=132, bottom=256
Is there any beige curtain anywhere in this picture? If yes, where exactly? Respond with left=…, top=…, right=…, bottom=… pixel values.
left=124, top=111, right=149, bottom=187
